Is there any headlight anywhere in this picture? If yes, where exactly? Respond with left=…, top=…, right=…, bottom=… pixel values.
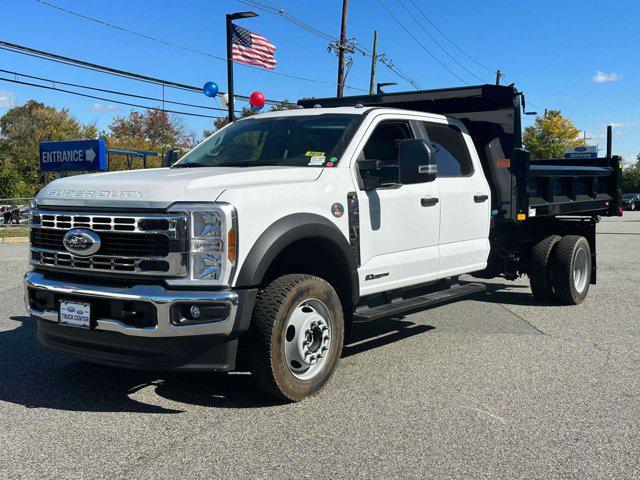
left=166, top=203, right=237, bottom=287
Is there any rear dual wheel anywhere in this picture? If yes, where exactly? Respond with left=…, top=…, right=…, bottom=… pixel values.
left=551, top=236, right=591, bottom=305
left=529, top=235, right=591, bottom=305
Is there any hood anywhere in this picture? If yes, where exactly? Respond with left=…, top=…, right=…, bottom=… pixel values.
left=36, top=166, right=322, bottom=209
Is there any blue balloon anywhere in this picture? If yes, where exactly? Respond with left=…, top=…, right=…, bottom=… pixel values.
left=203, top=81, right=219, bottom=98
left=251, top=104, right=263, bottom=111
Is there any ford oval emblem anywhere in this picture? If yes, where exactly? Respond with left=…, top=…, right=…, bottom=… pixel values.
left=63, top=228, right=101, bottom=257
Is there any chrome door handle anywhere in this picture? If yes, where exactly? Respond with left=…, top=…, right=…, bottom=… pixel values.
left=421, top=197, right=439, bottom=207
left=474, top=194, right=488, bottom=203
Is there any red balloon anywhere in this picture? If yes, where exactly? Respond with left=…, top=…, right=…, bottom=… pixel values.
left=249, top=91, right=265, bottom=108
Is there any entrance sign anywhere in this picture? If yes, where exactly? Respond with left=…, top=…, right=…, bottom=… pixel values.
left=40, top=139, right=107, bottom=172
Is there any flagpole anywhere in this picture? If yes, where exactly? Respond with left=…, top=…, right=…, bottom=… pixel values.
left=225, top=11, right=258, bottom=123
left=225, top=14, right=235, bottom=123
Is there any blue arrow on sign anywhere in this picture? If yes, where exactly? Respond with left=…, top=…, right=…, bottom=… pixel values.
left=39, top=139, right=107, bottom=172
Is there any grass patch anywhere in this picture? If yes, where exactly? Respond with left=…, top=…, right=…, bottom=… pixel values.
left=0, top=226, right=29, bottom=238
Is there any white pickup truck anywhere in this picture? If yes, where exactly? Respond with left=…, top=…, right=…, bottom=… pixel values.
left=24, top=85, right=621, bottom=400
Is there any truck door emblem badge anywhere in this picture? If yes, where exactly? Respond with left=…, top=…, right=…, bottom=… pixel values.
left=331, top=203, right=344, bottom=218
left=63, top=228, right=101, bottom=256
left=365, top=272, right=389, bottom=281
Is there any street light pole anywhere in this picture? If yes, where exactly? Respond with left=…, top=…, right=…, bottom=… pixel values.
left=226, top=11, right=258, bottom=123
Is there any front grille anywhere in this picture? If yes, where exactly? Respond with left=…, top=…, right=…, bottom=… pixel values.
left=31, top=250, right=170, bottom=273
left=30, top=209, right=188, bottom=277
left=31, top=229, right=171, bottom=257
left=33, top=212, right=181, bottom=234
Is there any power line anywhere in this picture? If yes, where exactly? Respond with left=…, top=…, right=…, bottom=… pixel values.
left=240, top=0, right=337, bottom=42
left=405, top=0, right=499, bottom=76
left=0, top=75, right=225, bottom=119
left=375, top=0, right=469, bottom=85
left=0, top=41, right=292, bottom=106
left=240, top=0, right=421, bottom=90
left=32, top=0, right=366, bottom=92
left=395, top=0, right=488, bottom=84
left=0, top=68, right=238, bottom=113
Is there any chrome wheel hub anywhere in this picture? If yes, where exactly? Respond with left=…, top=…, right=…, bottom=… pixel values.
left=573, top=247, right=589, bottom=294
left=284, top=298, right=332, bottom=380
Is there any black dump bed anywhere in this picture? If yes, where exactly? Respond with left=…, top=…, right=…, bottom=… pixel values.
left=298, top=85, right=622, bottom=222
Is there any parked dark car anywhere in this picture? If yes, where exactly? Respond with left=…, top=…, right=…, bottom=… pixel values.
left=1, top=205, right=21, bottom=224
left=622, top=193, right=640, bottom=211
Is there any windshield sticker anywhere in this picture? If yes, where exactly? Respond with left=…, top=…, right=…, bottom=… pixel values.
left=306, top=151, right=325, bottom=157
left=308, top=155, right=326, bottom=166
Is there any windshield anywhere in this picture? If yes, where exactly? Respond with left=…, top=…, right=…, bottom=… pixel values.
left=174, top=114, right=360, bottom=168
left=623, top=193, right=637, bottom=199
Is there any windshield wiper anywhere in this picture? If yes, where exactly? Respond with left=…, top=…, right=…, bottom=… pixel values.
left=216, top=161, right=253, bottom=167
left=172, top=162, right=210, bottom=168
left=218, top=161, right=290, bottom=167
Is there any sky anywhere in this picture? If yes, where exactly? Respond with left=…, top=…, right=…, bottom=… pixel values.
left=1, top=0, right=639, bottom=162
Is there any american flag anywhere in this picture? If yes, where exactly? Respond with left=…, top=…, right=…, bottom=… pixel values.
left=231, top=24, right=276, bottom=70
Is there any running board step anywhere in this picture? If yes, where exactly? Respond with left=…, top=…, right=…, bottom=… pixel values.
left=354, top=282, right=486, bottom=322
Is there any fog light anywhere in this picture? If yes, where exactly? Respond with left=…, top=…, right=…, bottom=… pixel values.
left=190, top=305, right=201, bottom=319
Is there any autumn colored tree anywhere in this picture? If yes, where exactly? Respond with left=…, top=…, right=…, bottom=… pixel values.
left=105, top=109, right=196, bottom=169
left=523, top=110, right=585, bottom=159
left=0, top=100, right=96, bottom=198
left=204, top=100, right=299, bottom=136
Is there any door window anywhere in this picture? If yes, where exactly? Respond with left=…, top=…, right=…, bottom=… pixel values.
left=422, top=122, right=473, bottom=177
left=361, top=121, right=413, bottom=185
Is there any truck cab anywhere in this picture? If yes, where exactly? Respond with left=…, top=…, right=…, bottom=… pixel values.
left=24, top=85, right=621, bottom=401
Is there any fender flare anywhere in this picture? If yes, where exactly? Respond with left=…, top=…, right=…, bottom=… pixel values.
left=235, top=213, right=359, bottom=304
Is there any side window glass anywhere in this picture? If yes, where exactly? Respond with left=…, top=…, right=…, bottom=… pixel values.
left=422, top=122, right=473, bottom=177
left=361, top=121, right=413, bottom=185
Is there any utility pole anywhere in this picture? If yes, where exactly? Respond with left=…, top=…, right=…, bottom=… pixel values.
left=336, top=0, right=349, bottom=97
left=368, top=30, right=378, bottom=95
left=495, top=69, right=503, bottom=85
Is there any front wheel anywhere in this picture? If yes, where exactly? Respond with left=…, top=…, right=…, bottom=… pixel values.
left=247, top=274, right=344, bottom=401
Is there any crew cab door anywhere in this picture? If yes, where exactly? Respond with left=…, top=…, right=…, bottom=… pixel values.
left=353, top=116, right=440, bottom=296
left=418, top=120, right=491, bottom=277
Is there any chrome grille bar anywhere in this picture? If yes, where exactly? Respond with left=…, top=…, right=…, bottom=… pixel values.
left=30, top=248, right=188, bottom=277
left=30, top=209, right=187, bottom=238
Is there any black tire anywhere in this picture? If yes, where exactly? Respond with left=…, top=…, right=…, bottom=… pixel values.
left=529, top=235, right=561, bottom=303
left=247, top=274, right=344, bottom=401
left=552, top=235, right=591, bottom=305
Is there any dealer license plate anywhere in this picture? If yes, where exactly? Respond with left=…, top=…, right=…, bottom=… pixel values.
left=59, top=300, right=91, bottom=329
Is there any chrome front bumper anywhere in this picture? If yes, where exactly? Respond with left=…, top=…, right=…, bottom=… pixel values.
left=24, top=271, right=239, bottom=337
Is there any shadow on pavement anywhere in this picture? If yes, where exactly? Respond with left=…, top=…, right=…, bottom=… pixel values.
left=0, top=280, right=549, bottom=413
left=0, top=312, right=436, bottom=413
left=464, top=281, right=560, bottom=307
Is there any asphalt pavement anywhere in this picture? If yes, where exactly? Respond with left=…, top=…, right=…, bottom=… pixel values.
left=1, top=214, right=639, bottom=479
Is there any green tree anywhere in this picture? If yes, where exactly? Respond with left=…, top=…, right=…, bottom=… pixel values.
left=105, top=109, right=195, bottom=169
left=622, top=154, right=640, bottom=193
left=523, top=110, right=585, bottom=159
left=0, top=100, right=96, bottom=198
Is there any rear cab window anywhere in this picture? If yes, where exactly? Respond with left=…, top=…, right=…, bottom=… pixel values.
left=421, top=122, right=473, bottom=177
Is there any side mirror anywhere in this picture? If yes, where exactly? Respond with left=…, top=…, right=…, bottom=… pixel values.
left=163, top=149, right=180, bottom=167
left=398, top=139, right=437, bottom=184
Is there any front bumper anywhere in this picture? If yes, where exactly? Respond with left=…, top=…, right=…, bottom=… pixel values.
left=24, top=271, right=257, bottom=371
